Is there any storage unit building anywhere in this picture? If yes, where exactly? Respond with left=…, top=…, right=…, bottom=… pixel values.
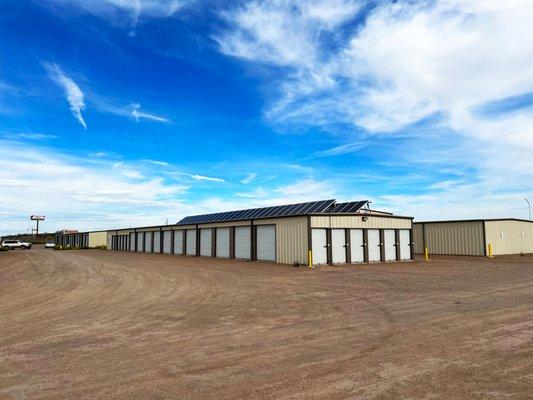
left=94, top=199, right=413, bottom=266
left=414, top=219, right=533, bottom=256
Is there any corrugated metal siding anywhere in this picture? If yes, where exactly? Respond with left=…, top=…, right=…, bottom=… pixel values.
left=88, top=231, right=107, bottom=247
left=413, top=224, right=424, bottom=254
left=255, top=217, right=307, bottom=264
left=422, top=221, right=484, bottom=256
left=485, top=220, right=533, bottom=255
left=310, top=215, right=411, bottom=229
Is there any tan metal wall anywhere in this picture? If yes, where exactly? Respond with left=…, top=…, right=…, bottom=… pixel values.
left=198, top=221, right=251, bottom=228
left=413, top=224, right=424, bottom=254
left=310, top=215, right=411, bottom=229
left=255, top=217, right=308, bottom=264
left=414, top=221, right=484, bottom=256
left=485, top=220, right=533, bottom=255
left=88, top=231, right=108, bottom=248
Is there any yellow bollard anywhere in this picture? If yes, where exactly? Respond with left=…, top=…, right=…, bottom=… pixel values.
left=487, top=243, right=494, bottom=258
left=424, top=246, right=430, bottom=262
left=308, top=250, right=314, bottom=268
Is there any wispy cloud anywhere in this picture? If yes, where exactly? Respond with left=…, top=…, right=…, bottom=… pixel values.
left=90, top=97, right=169, bottom=123
left=313, top=142, right=365, bottom=158
left=45, top=63, right=87, bottom=129
left=185, top=173, right=225, bottom=182
left=1, top=132, right=58, bottom=141
left=240, top=172, right=257, bottom=184
left=131, top=103, right=169, bottom=123
left=49, top=0, right=194, bottom=35
left=144, top=159, right=169, bottom=166
left=89, top=152, right=108, bottom=158
left=0, top=140, right=190, bottom=234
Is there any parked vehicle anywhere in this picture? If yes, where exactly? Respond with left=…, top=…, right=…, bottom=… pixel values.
left=1, top=240, right=32, bottom=250
left=45, top=242, right=56, bottom=249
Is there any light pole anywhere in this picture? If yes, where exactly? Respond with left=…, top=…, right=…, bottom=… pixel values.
left=525, top=198, right=531, bottom=220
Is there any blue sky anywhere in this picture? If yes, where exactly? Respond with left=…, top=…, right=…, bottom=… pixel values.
left=1, top=0, right=532, bottom=234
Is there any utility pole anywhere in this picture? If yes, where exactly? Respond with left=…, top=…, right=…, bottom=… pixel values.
left=525, top=199, right=531, bottom=220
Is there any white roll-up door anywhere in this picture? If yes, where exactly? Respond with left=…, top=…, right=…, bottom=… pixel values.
left=130, top=233, right=135, bottom=251
left=256, top=225, right=276, bottom=261
left=137, top=232, right=144, bottom=251
left=163, top=231, right=171, bottom=253
left=399, top=229, right=411, bottom=260
left=153, top=231, right=161, bottom=253
left=311, top=229, right=328, bottom=265
left=350, top=229, right=364, bottom=263
left=186, top=229, right=196, bottom=255
left=234, top=226, right=251, bottom=259
left=331, top=229, right=346, bottom=264
left=144, top=232, right=152, bottom=252
left=174, top=230, right=183, bottom=254
left=200, top=229, right=212, bottom=257
left=368, top=229, right=381, bottom=262
left=216, top=228, right=230, bottom=258
left=384, top=230, right=396, bottom=261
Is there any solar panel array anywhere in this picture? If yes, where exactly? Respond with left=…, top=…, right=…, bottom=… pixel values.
left=178, top=199, right=369, bottom=225
left=330, top=201, right=368, bottom=213
left=178, top=199, right=336, bottom=225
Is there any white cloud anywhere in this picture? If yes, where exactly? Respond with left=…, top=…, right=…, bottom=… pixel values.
left=240, top=172, right=257, bottom=184
left=45, top=63, right=87, bottom=129
left=218, top=0, right=533, bottom=216
left=0, top=140, right=190, bottom=235
left=144, top=159, right=169, bottom=166
left=89, top=152, right=108, bottom=158
left=313, top=142, right=366, bottom=157
left=1, top=132, right=58, bottom=141
left=131, top=103, right=169, bottom=123
left=186, top=174, right=225, bottom=183
left=219, top=1, right=533, bottom=139
left=50, top=0, right=193, bottom=35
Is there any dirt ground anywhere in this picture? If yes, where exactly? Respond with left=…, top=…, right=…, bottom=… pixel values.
left=0, top=248, right=531, bottom=399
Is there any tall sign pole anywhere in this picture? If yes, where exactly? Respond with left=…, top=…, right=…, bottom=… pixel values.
left=30, top=215, right=45, bottom=237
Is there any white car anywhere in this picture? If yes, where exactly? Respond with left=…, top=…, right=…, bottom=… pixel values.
left=2, top=240, right=32, bottom=250
left=45, top=242, right=56, bottom=249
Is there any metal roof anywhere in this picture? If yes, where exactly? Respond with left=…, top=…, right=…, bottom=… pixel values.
left=178, top=199, right=369, bottom=225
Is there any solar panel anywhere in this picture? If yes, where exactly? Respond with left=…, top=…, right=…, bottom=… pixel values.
left=177, top=199, right=369, bottom=225
left=331, top=201, right=368, bottom=214
left=177, top=199, right=336, bottom=225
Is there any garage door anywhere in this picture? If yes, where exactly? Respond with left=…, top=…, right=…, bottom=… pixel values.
left=331, top=229, right=346, bottom=264
left=173, top=230, right=183, bottom=254
left=256, top=225, right=276, bottom=261
left=350, top=229, right=364, bottom=262
left=200, top=229, right=212, bottom=257
left=144, top=232, right=152, bottom=252
left=234, top=226, right=251, bottom=259
left=311, top=229, right=328, bottom=265
left=384, top=229, right=396, bottom=261
left=153, top=231, right=161, bottom=253
left=130, top=233, right=135, bottom=251
left=399, top=229, right=411, bottom=260
left=163, top=231, right=171, bottom=253
left=137, top=232, right=144, bottom=252
left=186, top=229, right=196, bottom=255
left=216, top=228, right=230, bottom=258
left=368, top=229, right=381, bottom=262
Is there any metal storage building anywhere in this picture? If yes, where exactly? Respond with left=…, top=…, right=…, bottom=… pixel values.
left=55, top=230, right=107, bottom=248
left=56, top=199, right=414, bottom=266
left=414, top=219, right=533, bottom=256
